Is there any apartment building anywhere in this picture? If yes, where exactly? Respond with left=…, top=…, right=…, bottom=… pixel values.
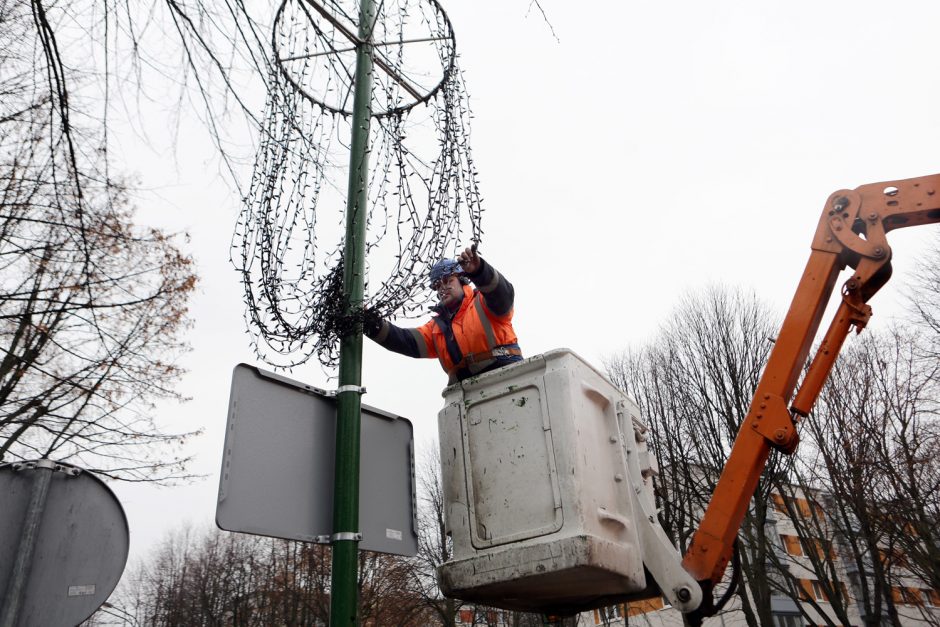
left=584, top=488, right=940, bottom=627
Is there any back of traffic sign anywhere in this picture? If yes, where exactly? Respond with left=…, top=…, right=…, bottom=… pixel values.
left=216, top=364, right=418, bottom=556
left=0, top=461, right=129, bottom=627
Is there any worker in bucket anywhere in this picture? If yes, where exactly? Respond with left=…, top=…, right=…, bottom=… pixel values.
left=365, top=245, right=522, bottom=384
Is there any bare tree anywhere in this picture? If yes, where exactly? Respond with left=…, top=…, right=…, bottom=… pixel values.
left=796, top=328, right=940, bottom=626
left=865, top=328, right=940, bottom=595
left=414, top=445, right=463, bottom=626
left=607, top=283, right=940, bottom=626
left=108, top=523, right=436, bottom=626
left=605, top=285, right=781, bottom=626
left=907, top=233, right=940, bottom=354
left=0, top=0, right=199, bottom=480
left=0, top=130, right=197, bottom=480
left=110, top=526, right=331, bottom=626
left=358, top=550, right=432, bottom=626
left=6, top=0, right=267, bottom=191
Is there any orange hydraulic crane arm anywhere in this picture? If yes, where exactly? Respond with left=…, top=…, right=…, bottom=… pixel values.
left=680, top=173, right=940, bottom=615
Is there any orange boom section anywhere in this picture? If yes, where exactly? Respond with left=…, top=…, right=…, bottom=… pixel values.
left=681, top=174, right=940, bottom=620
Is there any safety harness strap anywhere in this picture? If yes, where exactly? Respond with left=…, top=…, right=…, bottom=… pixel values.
left=448, top=345, right=522, bottom=377
left=433, top=315, right=463, bottom=368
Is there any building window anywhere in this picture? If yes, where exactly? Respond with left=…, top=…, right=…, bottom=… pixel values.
left=811, top=581, right=829, bottom=602
left=789, top=537, right=837, bottom=561
left=892, top=586, right=924, bottom=606
left=781, top=534, right=803, bottom=556
left=770, top=493, right=824, bottom=520
left=798, top=579, right=828, bottom=603
left=878, top=547, right=909, bottom=569
left=594, top=604, right=623, bottom=624
left=626, top=597, right=664, bottom=617
left=771, top=614, right=802, bottom=627
left=906, top=588, right=925, bottom=607
left=811, top=538, right=838, bottom=561
left=923, top=588, right=940, bottom=607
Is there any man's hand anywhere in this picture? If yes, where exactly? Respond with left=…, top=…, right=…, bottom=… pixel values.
left=458, top=243, right=481, bottom=275
left=360, top=307, right=385, bottom=338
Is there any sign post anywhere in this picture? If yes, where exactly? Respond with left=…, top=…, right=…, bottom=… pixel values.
left=332, top=0, right=376, bottom=624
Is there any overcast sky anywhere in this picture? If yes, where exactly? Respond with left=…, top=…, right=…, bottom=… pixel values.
left=110, top=0, right=940, bottom=569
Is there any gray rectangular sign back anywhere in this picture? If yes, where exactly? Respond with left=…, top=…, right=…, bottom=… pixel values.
left=216, top=364, right=418, bottom=556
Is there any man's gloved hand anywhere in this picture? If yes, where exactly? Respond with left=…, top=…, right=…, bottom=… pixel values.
left=458, top=243, right=481, bottom=275
left=361, top=307, right=384, bottom=338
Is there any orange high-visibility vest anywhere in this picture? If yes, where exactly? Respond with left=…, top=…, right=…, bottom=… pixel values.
left=410, top=285, right=519, bottom=382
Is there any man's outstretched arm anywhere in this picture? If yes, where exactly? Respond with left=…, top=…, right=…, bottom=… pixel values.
left=459, top=246, right=514, bottom=316
left=365, top=316, right=434, bottom=359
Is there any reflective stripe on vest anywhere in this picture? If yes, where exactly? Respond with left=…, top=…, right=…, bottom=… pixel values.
left=473, top=296, right=498, bottom=349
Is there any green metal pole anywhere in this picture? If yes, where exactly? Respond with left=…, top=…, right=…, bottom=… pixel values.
left=330, top=0, right=375, bottom=624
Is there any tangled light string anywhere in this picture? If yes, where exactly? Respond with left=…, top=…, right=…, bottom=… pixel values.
left=232, top=0, right=483, bottom=368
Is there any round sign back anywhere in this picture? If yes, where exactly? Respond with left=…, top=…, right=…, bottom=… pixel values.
left=0, top=461, right=129, bottom=627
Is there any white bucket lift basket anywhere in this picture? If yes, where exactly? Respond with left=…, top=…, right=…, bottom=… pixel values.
left=436, top=349, right=701, bottom=615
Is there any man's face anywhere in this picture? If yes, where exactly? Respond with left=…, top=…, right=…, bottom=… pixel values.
left=435, top=274, right=464, bottom=309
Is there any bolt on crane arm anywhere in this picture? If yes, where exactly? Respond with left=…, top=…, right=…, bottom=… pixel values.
left=679, top=173, right=940, bottom=623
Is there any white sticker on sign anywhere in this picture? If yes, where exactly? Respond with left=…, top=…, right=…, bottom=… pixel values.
left=385, top=528, right=402, bottom=541
left=68, top=584, right=96, bottom=597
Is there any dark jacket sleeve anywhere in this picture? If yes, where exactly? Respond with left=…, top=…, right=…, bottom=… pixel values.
left=467, top=258, right=514, bottom=316
left=366, top=319, right=425, bottom=358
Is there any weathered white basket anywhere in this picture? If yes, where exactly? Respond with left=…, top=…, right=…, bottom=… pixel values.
left=436, top=348, right=664, bottom=614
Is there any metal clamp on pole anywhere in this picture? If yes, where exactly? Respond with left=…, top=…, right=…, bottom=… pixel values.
left=331, top=532, right=362, bottom=542
left=12, top=460, right=82, bottom=476
left=334, top=385, right=367, bottom=396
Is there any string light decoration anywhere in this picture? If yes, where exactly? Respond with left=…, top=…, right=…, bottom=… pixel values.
left=232, top=0, right=483, bottom=368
